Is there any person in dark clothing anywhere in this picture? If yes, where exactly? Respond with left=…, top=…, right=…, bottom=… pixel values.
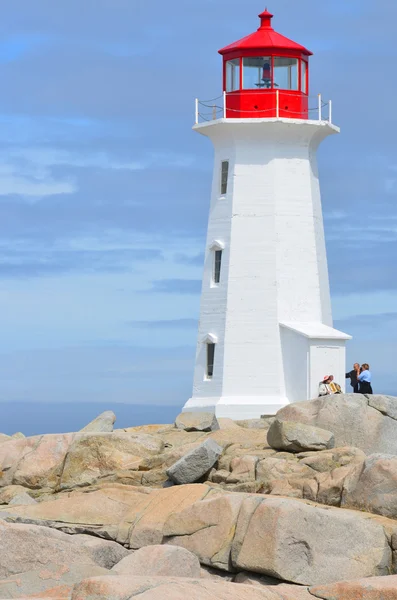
left=346, top=363, right=360, bottom=393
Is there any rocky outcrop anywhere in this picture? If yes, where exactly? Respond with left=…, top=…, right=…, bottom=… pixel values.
left=0, top=485, right=36, bottom=505
left=1, top=401, right=397, bottom=598
left=8, top=491, right=37, bottom=506
left=0, top=431, right=164, bottom=492
left=112, top=545, right=201, bottom=578
left=267, top=420, right=334, bottom=452
left=80, top=410, right=116, bottom=433
left=60, top=432, right=163, bottom=490
left=71, top=575, right=307, bottom=600
left=175, top=412, right=220, bottom=432
left=166, top=438, right=223, bottom=484
left=310, top=574, right=397, bottom=600
left=342, top=453, right=397, bottom=518
left=70, top=534, right=130, bottom=569
left=275, top=394, right=397, bottom=455
left=3, top=483, right=394, bottom=587
left=164, top=493, right=244, bottom=571
left=0, top=433, right=74, bottom=489
left=232, top=496, right=390, bottom=585
left=0, top=518, right=109, bottom=597
left=0, top=484, right=215, bottom=547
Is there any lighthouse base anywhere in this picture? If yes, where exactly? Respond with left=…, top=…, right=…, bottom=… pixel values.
left=183, top=395, right=289, bottom=420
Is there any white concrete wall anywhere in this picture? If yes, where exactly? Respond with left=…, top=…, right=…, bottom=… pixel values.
left=184, top=118, right=344, bottom=418
left=280, top=327, right=309, bottom=404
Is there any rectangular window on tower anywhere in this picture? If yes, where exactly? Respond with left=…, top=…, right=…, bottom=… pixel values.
left=213, top=250, right=222, bottom=284
left=206, top=343, right=215, bottom=379
left=301, top=60, right=307, bottom=94
left=220, top=160, right=229, bottom=195
left=226, top=59, right=240, bottom=92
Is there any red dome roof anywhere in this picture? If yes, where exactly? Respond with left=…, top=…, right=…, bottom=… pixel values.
left=219, top=9, right=312, bottom=56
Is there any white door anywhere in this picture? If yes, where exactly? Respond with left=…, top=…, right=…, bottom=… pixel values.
left=310, top=345, right=341, bottom=399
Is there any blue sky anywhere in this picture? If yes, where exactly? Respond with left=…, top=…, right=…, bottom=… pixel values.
left=0, top=0, right=396, bottom=410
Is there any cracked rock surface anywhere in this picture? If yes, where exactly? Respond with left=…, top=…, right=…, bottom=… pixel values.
left=0, top=396, right=397, bottom=598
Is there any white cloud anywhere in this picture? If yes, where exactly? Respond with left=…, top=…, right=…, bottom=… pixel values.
left=0, top=164, right=75, bottom=197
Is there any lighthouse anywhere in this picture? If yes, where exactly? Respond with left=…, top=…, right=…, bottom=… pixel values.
left=183, top=9, right=351, bottom=419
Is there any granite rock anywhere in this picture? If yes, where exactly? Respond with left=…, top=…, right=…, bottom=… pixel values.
left=175, top=412, right=219, bottom=432
left=166, top=438, right=223, bottom=484
left=112, top=544, right=201, bottom=578
left=267, top=419, right=335, bottom=453
left=80, top=410, right=116, bottom=433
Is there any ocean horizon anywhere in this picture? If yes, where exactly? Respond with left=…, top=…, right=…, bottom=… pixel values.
left=0, top=402, right=182, bottom=437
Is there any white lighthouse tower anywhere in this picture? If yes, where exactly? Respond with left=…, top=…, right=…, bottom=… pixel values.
left=184, top=9, right=351, bottom=419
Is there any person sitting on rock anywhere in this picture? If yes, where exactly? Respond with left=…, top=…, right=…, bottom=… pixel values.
left=318, top=375, right=342, bottom=396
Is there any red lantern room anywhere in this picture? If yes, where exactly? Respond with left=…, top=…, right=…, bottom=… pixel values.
left=219, top=9, right=312, bottom=119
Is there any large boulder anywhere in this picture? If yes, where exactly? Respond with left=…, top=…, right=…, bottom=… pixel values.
left=267, top=420, right=334, bottom=452
left=342, top=454, right=397, bottom=518
left=0, top=518, right=108, bottom=597
left=226, top=455, right=258, bottom=484
left=80, top=410, right=116, bottom=433
left=13, top=583, right=74, bottom=598
left=0, top=485, right=35, bottom=505
left=0, top=433, right=74, bottom=490
left=0, top=433, right=11, bottom=444
left=1, top=484, right=215, bottom=548
left=275, top=394, right=397, bottom=455
left=60, top=432, right=164, bottom=490
left=254, top=447, right=366, bottom=507
left=310, top=574, right=397, bottom=600
left=166, top=438, right=223, bottom=485
left=71, top=575, right=301, bottom=599
left=175, top=412, right=219, bottom=432
left=256, top=456, right=317, bottom=499
left=234, top=573, right=313, bottom=599
left=164, top=494, right=244, bottom=571
left=300, top=447, right=366, bottom=507
left=0, top=485, right=154, bottom=541
left=0, top=430, right=165, bottom=493
left=112, top=545, right=201, bottom=578
left=236, top=419, right=270, bottom=430
left=70, top=534, right=130, bottom=569
left=8, top=491, right=37, bottom=506
left=232, top=496, right=391, bottom=585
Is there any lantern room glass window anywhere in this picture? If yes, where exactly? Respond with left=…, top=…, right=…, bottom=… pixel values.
left=242, top=57, right=272, bottom=89
left=301, top=60, right=307, bottom=94
left=273, top=57, right=298, bottom=90
left=226, top=59, right=240, bottom=92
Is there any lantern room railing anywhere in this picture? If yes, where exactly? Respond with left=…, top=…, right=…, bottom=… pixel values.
left=194, top=91, right=333, bottom=125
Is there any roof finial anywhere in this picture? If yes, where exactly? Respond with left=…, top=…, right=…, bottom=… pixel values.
left=258, top=7, right=274, bottom=30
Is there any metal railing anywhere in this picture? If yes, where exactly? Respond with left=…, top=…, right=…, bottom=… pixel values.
left=195, top=91, right=333, bottom=125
